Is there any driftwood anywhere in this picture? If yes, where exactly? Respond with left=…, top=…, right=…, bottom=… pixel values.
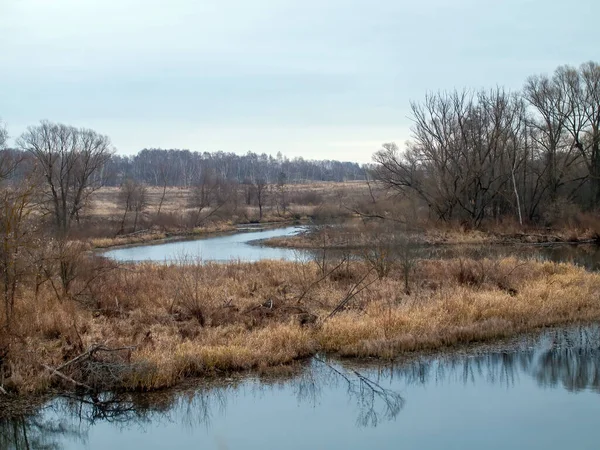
left=42, top=364, right=93, bottom=390
left=42, top=344, right=136, bottom=391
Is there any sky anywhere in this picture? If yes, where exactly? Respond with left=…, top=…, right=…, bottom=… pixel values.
left=0, top=0, right=598, bottom=163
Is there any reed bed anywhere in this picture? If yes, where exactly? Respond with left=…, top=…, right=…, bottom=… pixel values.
left=2, top=257, right=599, bottom=394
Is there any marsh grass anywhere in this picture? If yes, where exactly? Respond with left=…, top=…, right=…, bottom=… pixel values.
left=1, top=257, right=600, bottom=394
left=261, top=215, right=600, bottom=249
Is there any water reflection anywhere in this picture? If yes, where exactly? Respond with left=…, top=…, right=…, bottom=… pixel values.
left=0, top=413, right=83, bottom=450
left=3, top=326, right=600, bottom=449
left=310, top=358, right=405, bottom=427
left=103, top=223, right=600, bottom=271
left=417, top=244, right=600, bottom=271
left=388, top=327, right=600, bottom=392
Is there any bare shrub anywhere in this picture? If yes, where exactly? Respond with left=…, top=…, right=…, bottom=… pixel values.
left=118, top=179, right=149, bottom=234
left=168, top=256, right=214, bottom=325
left=288, top=190, right=323, bottom=206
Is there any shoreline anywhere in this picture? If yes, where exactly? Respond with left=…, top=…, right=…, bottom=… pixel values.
left=257, top=228, right=600, bottom=249
left=91, top=220, right=306, bottom=251
left=2, top=321, right=596, bottom=418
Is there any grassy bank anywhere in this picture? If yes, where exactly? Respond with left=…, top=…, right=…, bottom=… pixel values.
left=82, top=182, right=358, bottom=248
left=2, top=256, right=600, bottom=395
left=260, top=221, right=600, bottom=249
left=90, top=223, right=238, bottom=249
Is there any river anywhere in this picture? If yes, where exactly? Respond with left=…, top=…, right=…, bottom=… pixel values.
left=5, top=326, right=600, bottom=449
left=102, top=225, right=307, bottom=263
left=14, top=228, right=596, bottom=449
left=103, top=225, right=600, bottom=271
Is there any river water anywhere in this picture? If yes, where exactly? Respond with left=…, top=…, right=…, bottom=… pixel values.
left=14, top=229, right=596, bottom=449
left=102, top=226, right=307, bottom=262
left=5, top=326, right=600, bottom=449
left=103, top=225, right=600, bottom=271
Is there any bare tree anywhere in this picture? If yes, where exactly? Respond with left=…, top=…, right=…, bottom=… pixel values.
left=118, top=179, right=149, bottom=234
left=275, top=171, right=288, bottom=216
left=189, top=169, right=230, bottom=227
left=374, top=89, right=526, bottom=227
left=0, top=121, right=22, bottom=182
left=17, top=121, right=114, bottom=234
left=155, top=162, right=174, bottom=217
left=0, top=165, right=39, bottom=329
left=0, top=122, right=6, bottom=150
left=255, top=178, right=267, bottom=220
left=557, top=62, right=600, bottom=206
left=523, top=72, right=576, bottom=203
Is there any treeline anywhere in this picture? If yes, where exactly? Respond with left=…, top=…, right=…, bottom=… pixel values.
left=106, top=149, right=365, bottom=186
left=2, top=145, right=365, bottom=187
left=373, top=61, right=600, bottom=227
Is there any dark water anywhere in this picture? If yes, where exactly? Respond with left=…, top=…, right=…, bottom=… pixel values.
left=419, top=243, right=600, bottom=271
left=5, top=327, right=600, bottom=449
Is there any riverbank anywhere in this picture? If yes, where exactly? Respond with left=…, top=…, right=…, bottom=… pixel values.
left=1, top=256, right=600, bottom=397
left=90, top=220, right=304, bottom=250
left=259, top=224, right=600, bottom=249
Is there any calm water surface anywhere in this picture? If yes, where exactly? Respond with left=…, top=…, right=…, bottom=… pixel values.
left=6, top=327, right=600, bottom=449
left=103, top=226, right=307, bottom=262
left=103, top=224, right=600, bottom=271
left=81, top=227, right=600, bottom=449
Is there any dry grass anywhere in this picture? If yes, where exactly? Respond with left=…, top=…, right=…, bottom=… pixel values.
left=81, top=182, right=365, bottom=246
left=260, top=221, right=497, bottom=249
left=90, top=223, right=237, bottom=249
left=261, top=218, right=600, bottom=250
left=90, top=182, right=367, bottom=220
left=2, top=257, right=600, bottom=394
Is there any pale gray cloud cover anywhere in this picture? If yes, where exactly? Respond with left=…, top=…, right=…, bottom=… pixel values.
left=1, top=0, right=597, bottom=162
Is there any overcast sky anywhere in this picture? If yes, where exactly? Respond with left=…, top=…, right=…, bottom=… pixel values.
left=1, top=0, right=598, bottom=162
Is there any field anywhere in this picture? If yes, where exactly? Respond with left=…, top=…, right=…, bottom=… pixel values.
left=84, top=181, right=371, bottom=247
left=85, top=181, right=600, bottom=250
left=90, top=181, right=369, bottom=220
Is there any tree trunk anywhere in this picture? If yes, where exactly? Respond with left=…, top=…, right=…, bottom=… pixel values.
left=512, top=167, right=523, bottom=226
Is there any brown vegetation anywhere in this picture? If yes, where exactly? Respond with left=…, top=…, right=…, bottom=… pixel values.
left=80, top=181, right=364, bottom=248
left=3, top=63, right=600, bottom=403
left=260, top=215, right=600, bottom=250
left=1, top=256, right=599, bottom=395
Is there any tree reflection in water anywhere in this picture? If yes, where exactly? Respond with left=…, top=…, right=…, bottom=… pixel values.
left=388, top=326, right=600, bottom=392
left=0, top=413, right=83, bottom=450
left=2, top=326, right=600, bottom=449
left=309, top=357, right=405, bottom=427
left=0, top=388, right=229, bottom=450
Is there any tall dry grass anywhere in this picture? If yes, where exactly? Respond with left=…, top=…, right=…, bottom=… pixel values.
left=2, top=257, right=600, bottom=394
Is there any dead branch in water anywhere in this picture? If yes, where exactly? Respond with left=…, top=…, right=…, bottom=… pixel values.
left=42, top=364, right=93, bottom=391
left=42, top=344, right=137, bottom=391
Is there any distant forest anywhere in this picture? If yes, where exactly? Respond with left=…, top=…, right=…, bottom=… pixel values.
left=105, top=149, right=366, bottom=186
left=3, top=147, right=366, bottom=187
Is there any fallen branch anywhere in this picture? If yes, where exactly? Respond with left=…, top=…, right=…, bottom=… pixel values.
left=296, top=257, right=348, bottom=304
left=42, top=364, right=93, bottom=391
left=326, top=268, right=378, bottom=320
left=45, top=344, right=136, bottom=391
left=56, top=345, right=100, bottom=372
left=55, top=344, right=135, bottom=372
